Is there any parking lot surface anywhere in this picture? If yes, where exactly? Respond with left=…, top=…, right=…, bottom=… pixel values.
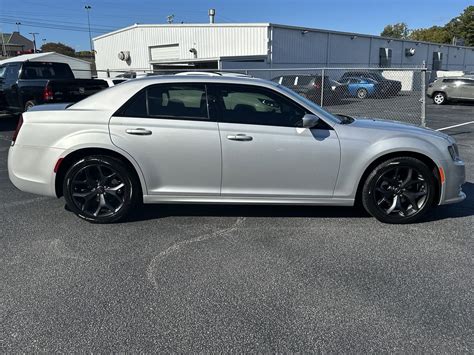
left=1, top=103, right=473, bottom=352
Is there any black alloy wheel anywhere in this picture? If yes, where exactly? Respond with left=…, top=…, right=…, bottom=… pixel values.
left=63, top=156, right=138, bottom=223
left=362, top=157, right=436, bottom=224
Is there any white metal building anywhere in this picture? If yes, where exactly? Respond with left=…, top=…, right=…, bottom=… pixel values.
left=93, top=23, right=474, bottom=77
left=0, top=52, right=93, bottom=78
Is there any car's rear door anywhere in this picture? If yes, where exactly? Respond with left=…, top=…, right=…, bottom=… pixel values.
left=109, top=83, right=222, bottom=196
left=210, top=83, right=340, bottom=198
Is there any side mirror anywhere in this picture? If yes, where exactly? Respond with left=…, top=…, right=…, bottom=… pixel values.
left=301, top=114, right=319, bottom=128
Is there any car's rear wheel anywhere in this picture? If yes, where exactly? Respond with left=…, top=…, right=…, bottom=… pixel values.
left=357, top=88, right=368, bottom=99
left=362, top=157, right=436, bottom=224
left=433, top=92, right=446, bottom=105
left=63, top=155, right=138, bottom=223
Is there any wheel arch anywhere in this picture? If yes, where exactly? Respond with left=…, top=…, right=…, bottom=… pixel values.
left=55, top=147, right=146, bottom=199
left=354, top=151, right=442, bottom=206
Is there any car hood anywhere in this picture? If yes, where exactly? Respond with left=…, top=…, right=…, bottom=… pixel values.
left=348, top=118, right=452, bottom=142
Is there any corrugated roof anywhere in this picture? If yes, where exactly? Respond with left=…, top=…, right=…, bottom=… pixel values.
left=0, top=52, right=91, bottom=65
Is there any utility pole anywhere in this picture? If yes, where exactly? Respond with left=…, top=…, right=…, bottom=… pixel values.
left=15, top=22, right=21, bottom=33
left=29, top=32, right=39, bottom=52
left=1, top=32, right=7, bottom=57
left=84, top=5, right=93, bottom=54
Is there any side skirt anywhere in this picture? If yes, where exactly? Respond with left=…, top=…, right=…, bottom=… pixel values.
left=143, top=195, right=354, bottom=206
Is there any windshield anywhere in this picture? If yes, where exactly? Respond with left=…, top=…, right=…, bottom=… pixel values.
left=276, top=84, right=342, bottom=124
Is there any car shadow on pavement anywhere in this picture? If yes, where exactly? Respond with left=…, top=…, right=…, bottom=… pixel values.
left=127, top=183, right=474, bottom=223
left=127, top=203, right=371, bottom=222
left=0, top=114, right=18, bottom=132
left=423, top=181, right=474, bottom=223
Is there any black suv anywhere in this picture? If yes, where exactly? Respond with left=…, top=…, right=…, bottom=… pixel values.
left=271, top=75, right=345, bottom=105
left=339, top=71, right=402, bottom=96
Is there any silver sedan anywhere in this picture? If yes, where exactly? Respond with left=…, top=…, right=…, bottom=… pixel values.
left=8, top=75, right=466, bottom=224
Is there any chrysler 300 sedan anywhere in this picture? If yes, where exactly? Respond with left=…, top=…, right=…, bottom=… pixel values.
left=8, top=75, right=466, bottom=224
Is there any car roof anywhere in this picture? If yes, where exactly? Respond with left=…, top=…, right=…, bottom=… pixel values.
left=70, top=75, right=279, bottom=111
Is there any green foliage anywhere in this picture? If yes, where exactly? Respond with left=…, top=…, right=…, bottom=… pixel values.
left=381, top=6, right=474, bottom=46
left=40, top=42, right=75, bottom=57
left=381, top=23, right=409, bottom=39
left=409, top=26, right=451, bottom=44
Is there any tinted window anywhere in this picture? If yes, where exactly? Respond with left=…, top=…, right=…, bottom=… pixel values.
left=460, top=79, right=474, bottom=86
left=21, top=62, right=74, bottom=79
left=147, top=84, right=208, bottom=119
left=280, top=76, right=296, bottom=86
left=442, top=79, right=455, bottom=83
left=4, top=64, right=21, bottom=81
left=112, top=79, right=126, bottom=85
left=119, top=84, right=209, bottom=120
left=298, top=76, right=314, bottom=85
left=0, top=66, right=5, bottom=79
left=121, top=90, right=147, bottom=117
left=214, top=84, right=306, bottom=127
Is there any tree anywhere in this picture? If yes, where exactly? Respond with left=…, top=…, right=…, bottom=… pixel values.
left=454, top=5, right=474, bottom=46
left=380, top=5, right=474, bottom=46
left=40, top=42, right=75, bottom=57
left=409, top=26, right=451, bottom=44
left=381, top=22, right=410, bottom=39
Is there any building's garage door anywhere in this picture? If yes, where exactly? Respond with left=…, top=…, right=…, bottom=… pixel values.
left=150, top=44, right=179, bottom=61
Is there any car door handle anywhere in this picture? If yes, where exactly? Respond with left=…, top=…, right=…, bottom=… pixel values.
left=227, top=134, right=253, bottom=141
left=126, top=128, right=152, bottom=136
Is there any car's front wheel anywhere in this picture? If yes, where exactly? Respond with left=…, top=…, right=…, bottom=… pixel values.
left=63, top=155, right=138, bottom=223
left=362, top=157, right=436, bottom=224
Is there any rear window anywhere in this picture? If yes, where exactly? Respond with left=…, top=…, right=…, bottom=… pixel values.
left=20, top=62, right=75, bottom=79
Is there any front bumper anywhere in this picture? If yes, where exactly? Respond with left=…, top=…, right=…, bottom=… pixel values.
left=8, top=144, right=65, bottom=197
left=439, top=159, right=466, bottom=205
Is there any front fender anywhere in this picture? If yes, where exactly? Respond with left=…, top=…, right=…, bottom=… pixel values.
left=334, top=134, right=444, bottom=200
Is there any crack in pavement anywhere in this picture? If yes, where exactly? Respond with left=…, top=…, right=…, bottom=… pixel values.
left=146, top=217, right=246, bottom=289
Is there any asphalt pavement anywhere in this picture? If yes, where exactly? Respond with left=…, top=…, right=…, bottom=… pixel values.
left=0, top=102, right=473, bottom=352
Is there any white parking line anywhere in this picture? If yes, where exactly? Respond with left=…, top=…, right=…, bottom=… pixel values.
left=436, top=121, right=474, bottom=131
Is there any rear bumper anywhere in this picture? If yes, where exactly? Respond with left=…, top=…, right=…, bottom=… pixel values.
left=8, top=144, right=64, bottom=197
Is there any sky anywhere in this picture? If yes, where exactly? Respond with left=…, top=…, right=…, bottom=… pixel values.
left=0, top=0, right=471, bottom=51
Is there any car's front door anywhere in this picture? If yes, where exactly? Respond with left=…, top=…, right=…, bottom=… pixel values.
left=458, top=79, right=474, bottom=100
left=109, top=83, right=222, bottom=196
left=210, top=84, right=340, bottom=198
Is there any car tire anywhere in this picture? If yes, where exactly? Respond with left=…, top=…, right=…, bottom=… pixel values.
left=356, top=88, right=368, bottom=99
left=433, top=92, right=446, bottom=105
left=24, top=100, right=37, bottom=111
left=362, top=157, right=436, bottom=224
left=63, top=155, right=139, bottom=223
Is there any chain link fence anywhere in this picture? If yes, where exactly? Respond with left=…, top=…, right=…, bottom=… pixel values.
left=91, top=66, right=427, bottom=126
left=243, top=68, right=426, bottom=126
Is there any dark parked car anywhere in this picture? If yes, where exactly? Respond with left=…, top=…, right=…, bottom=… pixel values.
left=339, top=71, right=401, bottom=96
left=0, top=61, right=109, bottom=113
left=271, top=74, right=345, bottom=104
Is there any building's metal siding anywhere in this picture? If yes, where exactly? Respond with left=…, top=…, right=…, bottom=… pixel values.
left=94, top=25, right=268, bottom=77
left=94, top=23, right=474, bottom=76
left=270, top=25, right=473, bottom=70
left=271, top=27, right=328, bottom=65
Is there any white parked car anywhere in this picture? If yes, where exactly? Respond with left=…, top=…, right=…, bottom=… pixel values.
left=8, top=75, right=465, bottom=223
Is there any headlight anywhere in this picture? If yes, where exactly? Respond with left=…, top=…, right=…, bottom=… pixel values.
left=448, top=144, right=461, bottom=161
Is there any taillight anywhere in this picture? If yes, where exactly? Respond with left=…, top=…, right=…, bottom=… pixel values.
left=11, top=115, right=23, bottom=145
left=43, top=85, right=54, bottom=101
